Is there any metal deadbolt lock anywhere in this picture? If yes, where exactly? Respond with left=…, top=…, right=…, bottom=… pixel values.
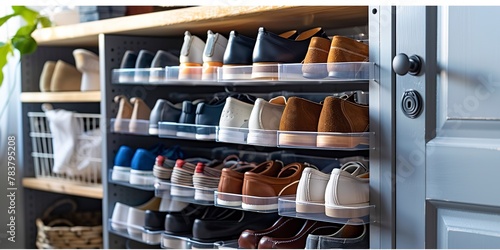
left=392, top=53, right=422, bottom=76
left=401, top=90, right=422, bottom=119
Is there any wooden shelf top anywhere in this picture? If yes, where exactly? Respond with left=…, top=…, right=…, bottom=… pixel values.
left=20, top=91, right=100, bottom=103
left=33, top=6, right=368, bottom=46
left=23, top=177, right=103, bottom=199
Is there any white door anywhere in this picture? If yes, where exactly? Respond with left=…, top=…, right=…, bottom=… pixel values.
left=395, top=6, right=500, bottom=248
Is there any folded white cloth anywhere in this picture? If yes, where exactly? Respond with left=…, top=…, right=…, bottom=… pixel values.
left=45, top=109, right=80, bottom=176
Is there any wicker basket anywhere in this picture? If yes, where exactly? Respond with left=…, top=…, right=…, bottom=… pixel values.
left=36, top=199, right=102, bottom=249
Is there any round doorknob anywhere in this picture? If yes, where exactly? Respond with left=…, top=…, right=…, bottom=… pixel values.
left=392, top=53, right=422, bottom=76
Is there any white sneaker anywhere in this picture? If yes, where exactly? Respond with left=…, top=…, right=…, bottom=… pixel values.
left=295, top=167, right=330, bottom=213
left=179, top=31, right=205, bottom=80
left=247, top=96, right=286, bottom=146
left=202, top=30, right=228, bottom=80
left=325, top=162, right=369, bottom=218
left=218, top=97, right=254, bottom=143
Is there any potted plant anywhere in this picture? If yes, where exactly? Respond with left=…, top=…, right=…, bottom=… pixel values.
left=0, top=6, right=51, bottom=87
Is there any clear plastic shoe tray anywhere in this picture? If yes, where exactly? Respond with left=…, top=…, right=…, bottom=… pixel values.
left=216, top=127, right=282, bottom=147
left=110, top=118, right=150, bottom=136
left=214, top=191, right=279, bottom=213
left=112, top=66, right=220, bottom=85
left=217, top=65, right=280, bottom=84
left=109, top=169, right=155, bottom=191
left=214, top=240, right=239, bottom=249
left=155, top=180, right=215, bottom=205
left=277, top=130, right=373, bottom=150
left=279, top=62, right=374, bottom=81
left=161, top=232, right=238, bottom=249
left=108, top=220, right=162, bottom=245
left=158, top=121, right=217, bottom=141
left=278, top=195, right=375, bottom=225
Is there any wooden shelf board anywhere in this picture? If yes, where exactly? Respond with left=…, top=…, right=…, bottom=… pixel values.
left=33, top=6, right=368, bottom=46
left=20, top=91, right=100, bottom=103
left=23, top=177, right=103, bottom=199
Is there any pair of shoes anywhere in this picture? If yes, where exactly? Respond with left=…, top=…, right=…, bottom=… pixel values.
left=221, top=29, right=297, bottom=80
left=305, top=222, right=369, bottom=249
left=39, top=60, right=82, bottom=92
left=251, top=27, right=328, bottom=79
left=179, top=30, right=228, bottom=80
left=296, top=161, right=370, bottom=218
left=239, top=217, right=334, bottom=249
left=192, top=207, right=280, bottom=242
left=119, top=49, right=179, bottom=82
left=169, top=157, right=211, bottom=197
left=217, top=93, right=259, bottom=143
left=148, top=98, right=206, bottom=136
left=278, top=93, right=369, bottom=148
left=113, top=95, right=151, bottom=133
left=302, top=35, right=369, bottom=79
left=216, top=159, right=309, bottom=210
left=110, top=197, right=162, bottom=237
left=112, top=143, right=184, bottom=185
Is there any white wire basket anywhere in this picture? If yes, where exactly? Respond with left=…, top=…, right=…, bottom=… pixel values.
left=28, top=111, right=102, bottom=185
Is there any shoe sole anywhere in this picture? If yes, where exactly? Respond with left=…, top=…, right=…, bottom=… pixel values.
left=247, top=130, right=278, bottom=146
left=251, top=62, right=279, bottom=80
left=195, top=133, right=216, bottom=140
left=170, top=186, right=195, bottom=197
left=221, top=65, right=252, bottom=80
left=194, top=189, right=216, bottom=201
left=278, top=132, right=316, bottom=147
left=325, top=203, right=370, bottom=218
left=149, top=127, right=159, bottom=135
left=201, top=62, right=221, bottom=81
left=316, top=134, right=368, bottom=148
left=176, top=131, right=197, bottom=139
left=178, top=63, right=202, bottom=80
left=295, top=200, right=325, bottom=213
left=111, top=166, right=131, bottom=182
left=129, top=170, right=155, bottom=185
left=241, top=202, right=278, bottom=211
left=142, top=231, right=161, bottom=244
left=216, top=198, right=242, bottom=207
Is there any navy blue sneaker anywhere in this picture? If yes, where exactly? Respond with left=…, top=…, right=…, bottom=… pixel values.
left=120, top=50, right=138, bottom=68
left=149, top=99, right=183, bottom=135
left=176, top=99, right=205, bottom=139
left=112, top=145, right=135, bottom=182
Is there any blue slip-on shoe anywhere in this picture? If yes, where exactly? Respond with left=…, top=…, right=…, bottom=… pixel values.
left=129, top=143, right=165, bottom=185
left=134, top=49, right=155, bottom=82
left=112, top=145, right=135, bottom=182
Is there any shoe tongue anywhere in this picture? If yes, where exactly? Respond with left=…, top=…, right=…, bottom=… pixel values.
left=340, top=161, right=368, bottom=176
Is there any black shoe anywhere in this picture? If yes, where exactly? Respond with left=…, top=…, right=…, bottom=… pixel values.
left=164, top=204, right=206, bottom=235
left=192, top=208, right=280, bottom=242
left=144, top=210, right=169, bottom=231
left=252, top=27, right=328, bottom=79
left=223, top=31, right=256, bottom=66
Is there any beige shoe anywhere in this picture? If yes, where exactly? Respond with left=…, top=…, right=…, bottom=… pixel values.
left=50, top=60, right=82, bottom=91
left=73, top=49, right=100, bottom=91
left=39, top=61, right=56, bottom=92
left=129, top=97, right=151, bottom=133
left=114, top=95, right=133, bottom=132
left=247, top=96, right=286, bottom=146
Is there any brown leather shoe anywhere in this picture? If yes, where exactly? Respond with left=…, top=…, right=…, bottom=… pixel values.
left=238, top=217, right=307, bottom=249
left=258, top=220, right=333, bottom=249
left=278, top=97, right=323, bottom=147
left=217, top=160, right=283, bottom=207
left=302, top=37, right=331, bottom=79
left=327, top=36, right=369, bottom=78
left=317, top=95, right=369, bottom=148
left=241, top=162, right=306, bottom=210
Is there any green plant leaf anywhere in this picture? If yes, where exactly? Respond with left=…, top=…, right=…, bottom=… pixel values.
left=38, top=16, right=52, bottom=28
left=0, top=14, right=16, bottom=27
left=15, top=23, right=37, bottom=37
left=0, top=43, right=14, bottom=88
left=12, top=35, right=37, bottom=55
left=12, top=6, right=38, bottom=25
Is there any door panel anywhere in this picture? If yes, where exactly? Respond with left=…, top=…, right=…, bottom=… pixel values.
left=435, top=203, right=500, bottom=248
left=397, top=6, right=500, bottom=248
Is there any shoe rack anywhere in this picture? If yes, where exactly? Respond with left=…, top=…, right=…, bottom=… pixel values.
left=18, top=5, right=396, bottom=249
